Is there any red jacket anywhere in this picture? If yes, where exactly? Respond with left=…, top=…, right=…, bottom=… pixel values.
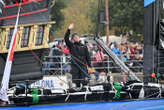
left=62, top=47, right=69, bottom=55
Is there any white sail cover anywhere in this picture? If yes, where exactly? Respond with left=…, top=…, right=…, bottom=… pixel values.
left=0, top=5, right=21, bottom=102
left=0, top=0, right=4, bottom=5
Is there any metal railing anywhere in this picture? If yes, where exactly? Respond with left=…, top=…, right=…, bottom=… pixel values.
left=95, top=37, right=141, bottom=81
left=42, top=54, right=143, bottom=76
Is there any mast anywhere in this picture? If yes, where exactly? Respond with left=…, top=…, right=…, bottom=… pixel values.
left=105, top=0, right=110, bottom=45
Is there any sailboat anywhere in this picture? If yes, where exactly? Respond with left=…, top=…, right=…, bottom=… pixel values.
left=0, top=0, right=164, bottom=107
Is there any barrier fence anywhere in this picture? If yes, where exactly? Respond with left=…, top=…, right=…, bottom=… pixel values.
left=42, top=53, right=143, bottom=81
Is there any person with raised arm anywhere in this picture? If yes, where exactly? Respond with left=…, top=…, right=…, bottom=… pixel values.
left=64, top=24, right=92, bottom=88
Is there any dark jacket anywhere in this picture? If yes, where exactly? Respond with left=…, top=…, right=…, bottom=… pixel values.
left=64, top=29, right=91, bottom=67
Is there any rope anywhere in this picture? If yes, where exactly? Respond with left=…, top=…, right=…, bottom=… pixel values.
left=57, top=43, right=92, bottom=78
left=47, top=48, right=91, bottom=78
left=70, top=56, right=91, bottom=78
left=112, top=85, right=162, bottom=110
left=1, top=1, right=146, bottom=93
left=20, top=5, right=50, bottom=47
left=2, top=0, right=100, bottom=94
left=15, top=5, right=80, bottom=85
left=1, top=4, right=42, bottom=63
left=2, top=1, right=92, bottom=81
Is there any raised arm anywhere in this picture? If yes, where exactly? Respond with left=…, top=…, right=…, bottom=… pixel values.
left=64, top=24, right=74, bottom=49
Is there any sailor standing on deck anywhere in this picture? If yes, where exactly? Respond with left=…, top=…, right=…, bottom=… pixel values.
left=64, top=24, right=92, bottom=88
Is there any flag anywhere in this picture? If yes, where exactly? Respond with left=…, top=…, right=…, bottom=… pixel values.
left=0, top=0, right=4, bottom=14
left=0, top=5, right=21, bottom=102
left=144, top=0, right=155, bottom=7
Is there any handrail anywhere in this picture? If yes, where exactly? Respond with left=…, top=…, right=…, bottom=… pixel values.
left=94, top=37, right=141, bottom=81
left=42, top=54, right=143, bottom=77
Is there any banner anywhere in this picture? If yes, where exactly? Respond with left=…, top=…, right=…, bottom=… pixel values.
left=0, top=5, right=21, bottom=102
left=30, top=76, right=69, bottom=89
left=144, top=0, right=155, bottom=7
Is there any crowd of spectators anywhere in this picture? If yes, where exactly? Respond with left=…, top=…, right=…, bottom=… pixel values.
left=43, top=38, right=144, bottom=74
left=109, top=41, right=143, bottom=61
left=86, top=40, right=143, bottom=73
left=109, top=41, right=143, bottom=72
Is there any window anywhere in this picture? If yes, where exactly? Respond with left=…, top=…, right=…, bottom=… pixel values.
left=0, top=29, right=3, bottom=46
left=21, top=27, right=30, bottom=47
left=35, top=25, right=44, bottom=46
left=6, top=28, right=14, bottom=49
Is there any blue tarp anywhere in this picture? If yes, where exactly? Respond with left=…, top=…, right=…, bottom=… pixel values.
left=1, top=99, right=164, bottom=110
left=144, top=0, right=155, bottom=7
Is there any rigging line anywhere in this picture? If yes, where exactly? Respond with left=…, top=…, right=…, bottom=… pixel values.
left=71, top=57, right=91, bottom=78
left=1, top=2, right=92, bottom=87
left=27, top=1, right=57, bottom=43
left=20, top=0, right=57, bottom=44
left=44, top=46, right=92, bottom=83
left=57, top=43, right=92, bottom=68
left=43, top=59, right=82, bottom=87
left=17, top=1, right=93, bottom=68
left=48, top=44, right=91, bottom=78
left=19, top=6, right=49, bottom=44
left=19, top=3, right=58, bottom=52
left=50, top=29, right=56, bottom=39
left=30, top=1, right=48, bottom=22
left=2, top=2, right=53, bottom=60
left=0, top=1, right=50, bottom=44
left=0, top=3, right=22, bottom=102
left=18, top=5, right=58, bottom=63
left=68, top=52, right=94, bottom=78
left=2, top=1, right=97, bottom=78
left=50, top=32, right=93, bottom=76
left=44, top=62, right=79, bottom=86
left=11, top=32, right=42, bottom=84
left=44, top=57, right=89, bottom=85
left=1, top=6, right=42, bottom=63
left=2, top=9, right=15, bottom=26
left=43, top=49, right=91, bottom=84
left=2, top=5, right=91, bottom=78
left=47, top=69, right=69, bottom=85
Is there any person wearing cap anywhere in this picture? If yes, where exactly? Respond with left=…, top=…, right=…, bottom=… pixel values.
left=64, top=24, right=91, bottom=88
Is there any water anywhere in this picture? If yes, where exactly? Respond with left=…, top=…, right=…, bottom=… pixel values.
left=0, top=99, right=164, bottom=110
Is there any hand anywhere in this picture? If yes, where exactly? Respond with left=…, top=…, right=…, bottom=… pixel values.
left=88, top=67, right=96, bottom=74
left=68, top=23, right=74, bottom=30
left=88, top=68, right=92, bottom=73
